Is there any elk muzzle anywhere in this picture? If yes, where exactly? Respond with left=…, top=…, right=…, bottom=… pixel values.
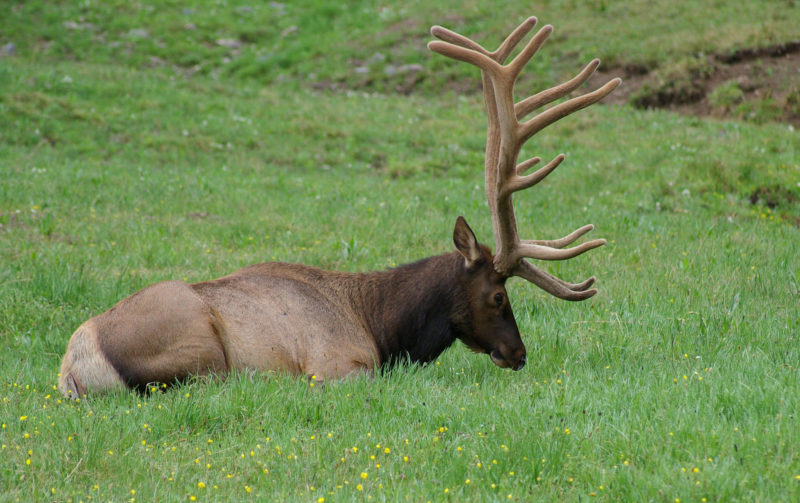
left=489, top=345, right=527, bottom=371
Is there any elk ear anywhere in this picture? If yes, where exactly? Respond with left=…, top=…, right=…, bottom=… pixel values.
left=453, top=216, right=483, bottom=268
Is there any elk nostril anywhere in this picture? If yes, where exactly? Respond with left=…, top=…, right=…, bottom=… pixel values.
left=514, top=356, right=526, bottom=371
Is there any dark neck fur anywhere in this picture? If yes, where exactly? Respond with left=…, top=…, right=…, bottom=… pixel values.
left=348, top=252, right=469, bottom=367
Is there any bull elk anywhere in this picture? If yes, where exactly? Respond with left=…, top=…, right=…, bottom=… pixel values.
left=58, top=17, right=620, bottom=398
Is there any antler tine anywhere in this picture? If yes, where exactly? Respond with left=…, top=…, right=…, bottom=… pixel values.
left=430, top=25, right=490, bottom=55
left=516, top=237, right=606, bottom=261
left=515, top=260, right=599, bottom=301
left=504, top=153, right=564, bottom=196
left=492, top=16, right=539, bottom=62
left=520, top=77, right=621, bottom=142
left=507, top=24, right=553, bottom=77
left=515, top=59, right=601, bottom=119
left=427, top=39, right=501, bottom=76
left=523, top=224, right=596, bottom=248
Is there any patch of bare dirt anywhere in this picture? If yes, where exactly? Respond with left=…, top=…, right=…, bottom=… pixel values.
left=585, top=63, right=648, bottom=106
left=749, top=184, right=798, bottom=209
left=588, top=41, right=800, bottom=125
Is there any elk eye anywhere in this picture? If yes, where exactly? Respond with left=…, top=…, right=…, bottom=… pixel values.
left=493, top=292, right=504, bottom=306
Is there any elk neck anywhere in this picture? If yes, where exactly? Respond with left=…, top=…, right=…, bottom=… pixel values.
left=341, top=252, right=470, bottom=368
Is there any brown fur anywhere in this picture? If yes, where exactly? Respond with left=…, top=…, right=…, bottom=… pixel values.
left=58, top=321, right=126, bottom=397
left=58, top=218, right=526, bottom=397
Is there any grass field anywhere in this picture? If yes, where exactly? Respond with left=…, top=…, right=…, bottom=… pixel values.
left=1, top=1, right=799, bottom=501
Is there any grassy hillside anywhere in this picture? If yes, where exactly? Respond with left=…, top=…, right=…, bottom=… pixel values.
left=3, top=0, right=799, bottom=92
left=1, top=1, right=799, bottom=501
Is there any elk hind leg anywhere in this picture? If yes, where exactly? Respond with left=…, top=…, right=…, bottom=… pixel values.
left=59, top=280, right=229, bottom=397
left=95, top=280, right=230, bottom=391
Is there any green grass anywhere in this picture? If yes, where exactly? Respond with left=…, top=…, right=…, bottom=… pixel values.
left=2, top=1, right=800, bottom=502
left=3, top=0, right=799, bottom=91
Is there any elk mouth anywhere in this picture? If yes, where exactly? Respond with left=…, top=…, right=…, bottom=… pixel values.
left=489, top=349, right=526, bottom=371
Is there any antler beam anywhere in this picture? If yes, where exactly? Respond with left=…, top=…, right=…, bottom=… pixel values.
left=429, top=17, right=621, bottom=301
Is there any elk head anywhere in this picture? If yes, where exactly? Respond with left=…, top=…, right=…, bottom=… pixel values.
left=431, top=17, right=620, bottom=367
left=452, top=215, right=526, bottom=370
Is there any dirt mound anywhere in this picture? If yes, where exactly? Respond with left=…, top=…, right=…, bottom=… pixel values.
left=588, top=41, right=800, bottom=125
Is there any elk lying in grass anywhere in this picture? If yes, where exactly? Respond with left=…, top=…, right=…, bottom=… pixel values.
left=58, top=16, right=620, bottom=398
